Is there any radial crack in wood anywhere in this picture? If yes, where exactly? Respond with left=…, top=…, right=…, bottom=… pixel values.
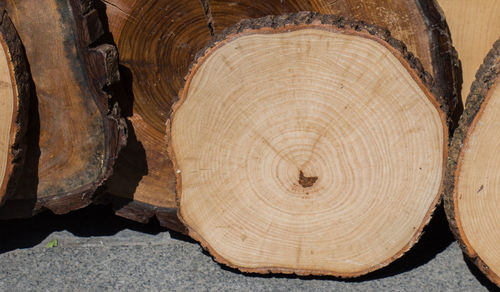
left=169, top=14, right=449, bottom=277
left=0, top=10, right=31, bottom=205
left=444, top=38, right=500, bottom=287
left=0, top=0, right=125, bottom=218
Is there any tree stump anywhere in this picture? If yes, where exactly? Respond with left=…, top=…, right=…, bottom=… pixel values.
left=0, top=0, right=125, bottom=218
left=444, top=39, right=500, bottom=286
left=103, top=0, right=459, bottom=233
left=168, top=13, right=450, bottom=276
left=437, top=0, right=500, bottom=104
left=0, top=10, right=31, bottom=205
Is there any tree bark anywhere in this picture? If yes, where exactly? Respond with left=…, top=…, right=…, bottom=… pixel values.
left=444, top=38, right=500, bottom=287
left=0, top=9, right=31, bottom=205
left=0, top=0, right=125, bottom=218
left=169, top=13, right=450, bottom=277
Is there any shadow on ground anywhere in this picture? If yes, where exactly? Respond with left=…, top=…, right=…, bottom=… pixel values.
left=1, top=203, right=495, bottom=291
left=0, top=204, right=177, bottom=254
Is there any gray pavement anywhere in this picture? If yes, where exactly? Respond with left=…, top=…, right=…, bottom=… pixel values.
left=0, top=205, right=496, bottom=291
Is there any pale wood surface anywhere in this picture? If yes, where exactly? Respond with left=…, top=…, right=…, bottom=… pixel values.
left=438, top=0, right=500, bottom=103
left=171, top=22, right=447, bottom=276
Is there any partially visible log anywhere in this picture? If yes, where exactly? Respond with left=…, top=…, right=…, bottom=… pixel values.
left=0, top=0, right=125, bottom=218
left=101, top=0, right=210, bottom=233
left=444, top=39, right=500, bottom=287
left=0, top=10, right=31, bottom=205
left=437, top=0, right=500, bottom=104
left=169, top=13, right=450, bottom=277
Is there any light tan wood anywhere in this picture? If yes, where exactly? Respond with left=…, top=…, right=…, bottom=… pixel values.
left=0, top=35, right=15, bottom=199
left=170, top=24, right=447, bottom=276
left=437, top=0, right=500, bottom=103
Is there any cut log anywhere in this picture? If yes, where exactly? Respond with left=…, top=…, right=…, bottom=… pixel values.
left=169, top=13, right=449, bottom=276
left=0, top=10, right=31, bottom=205
left=103, top=0, right=459, bottom=233
left=0, top=0, right=125, bottom=218
left=437, top=0, right=500, bottom=104
left=444, top=39, right=500, bottom=286
left=101, top=0, right=211, bottom=232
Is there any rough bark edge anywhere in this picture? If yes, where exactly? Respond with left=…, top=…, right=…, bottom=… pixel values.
left=444, top=38, right=500, bottom=286
left=167, top=12, right=450, bottom=277
left=418, top=0, right=463, bottom=131
left=0, top=10, right=30, bottom=205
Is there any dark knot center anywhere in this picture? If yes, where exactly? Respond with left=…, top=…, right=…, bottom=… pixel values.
left=298, top=171, right=318, bottom=188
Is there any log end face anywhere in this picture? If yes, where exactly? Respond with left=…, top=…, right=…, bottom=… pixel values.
left=171, top=15, right=448, bottom=277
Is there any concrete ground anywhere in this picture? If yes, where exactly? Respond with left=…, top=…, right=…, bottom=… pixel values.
left=0, top=205, right=496, bottom=291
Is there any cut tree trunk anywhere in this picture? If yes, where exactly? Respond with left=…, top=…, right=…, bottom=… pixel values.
left=444, top=39, right=500, bottom=286
left=0, top=10, right=31, bottom=205
left=0, top=0, right=125, bottom=218
left=437, top=0, right=500, bottom=104
left=103, top=0, right=459, bottom=233
left=168, top=13, right=450, bottom=277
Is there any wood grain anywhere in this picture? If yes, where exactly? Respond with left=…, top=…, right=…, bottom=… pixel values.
left=0, top=9, right=31, bottom=205
left=169, top=13, right=449, bottom=276
left=0, top=0, right=125, bottom=218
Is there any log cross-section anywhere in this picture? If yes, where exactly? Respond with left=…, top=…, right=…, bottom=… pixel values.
left=0, top=9, right=31, bottom=205
left=168, top=13, right=449, bottom=277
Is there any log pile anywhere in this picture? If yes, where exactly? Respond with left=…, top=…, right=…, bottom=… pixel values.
left=1, top=0, right=500, bottom=284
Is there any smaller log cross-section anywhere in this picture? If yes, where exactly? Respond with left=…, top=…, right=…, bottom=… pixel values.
left=444, top=38, right=500, bottom=287
left=168, top=13, right=449, bottom=277
left=0, top=10, right=31, bottom=205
